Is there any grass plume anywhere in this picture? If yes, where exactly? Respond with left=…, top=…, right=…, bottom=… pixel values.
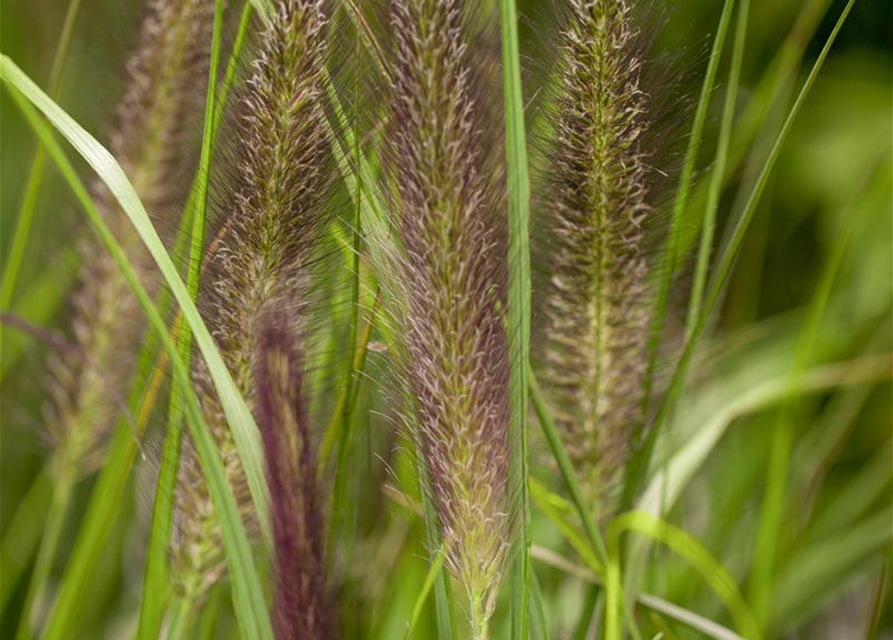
left=541, top=0, right=652, bottom=515
left=172, top=0, right=332, bottom=609
left=384, top=0, right=511, bottom=635
left=255, top=311, right=332, bottom=640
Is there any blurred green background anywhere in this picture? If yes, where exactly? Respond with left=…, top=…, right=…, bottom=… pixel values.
left=2, top=0, right=891, bottom=639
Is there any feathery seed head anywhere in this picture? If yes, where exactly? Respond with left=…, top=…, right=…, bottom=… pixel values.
left=385, top=0, right=511, bottom=632
left=542, top=0, right=652, bottom=515
left=173, top=0, right=333, bottom=602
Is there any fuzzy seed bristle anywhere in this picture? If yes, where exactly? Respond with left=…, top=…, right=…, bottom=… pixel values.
left=542, top=0, right=652, bottom=514
left=44, top=0, right=213, bottom=478
left=172, top=0, right=332, bottom=603
left=385, top=0, right=511, bottom=632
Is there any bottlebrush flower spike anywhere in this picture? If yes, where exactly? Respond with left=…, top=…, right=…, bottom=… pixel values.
left=542, top=0, right=652, bottom=515
left=255, top=310, right=332, bottom=640
left=173, top=0, right=332, bottom=606
left=384, top=0, right=511, bottom=636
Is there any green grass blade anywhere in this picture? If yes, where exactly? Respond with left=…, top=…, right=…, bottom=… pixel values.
left=637, top=353, right=891, bottom=518
left=606, top=511, right=762, bottom=640
left=403, top=544, right=450, bottom=640
left=770, top=508, right=892, bottom=630
left=0, top=0, right=82, bottom=309
left=245, top=0, right=272, bottom=23
left=0, top=471, right=52, bottom=617
left=622, top=0, right=857, bottom=507
left=529, top=479, right=603, bottom=576
left=534, top=545, right=754, bottom=640
left=686, top=0, right=750, bottom=337
left=530, top=375, right=608, bottom=566
left=136, top=0, right=231, bottom=637
left=420, top=459, right=458, bottom=640
left=5, top=80, right=274, bottom=640
left=639, top=0, right=737, bottom=435
left=530, top=571, right=551, bottom=640
left=13, top=465, right=75, bottom=639
left=499, top=0, right=532, bottom=637
left=748, top=171, right=862, bottom=625
left=0, top=52, right=270, bottom=549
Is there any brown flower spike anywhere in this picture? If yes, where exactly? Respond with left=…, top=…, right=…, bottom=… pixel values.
left=255, top=311, right=332, bottom=640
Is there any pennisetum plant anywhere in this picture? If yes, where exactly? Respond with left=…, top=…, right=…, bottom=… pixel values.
left=21, top=1, right=212, bottom=637
left=540, top=0, right=653, bottom=518
left=383, top=0, right=511, bottom=637
left=255, top=310, right=333, bottom=640
left=170, top=0, right=333, bottom=630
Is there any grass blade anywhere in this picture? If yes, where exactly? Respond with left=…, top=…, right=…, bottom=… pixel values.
left=533, top=546, right=754, bottom=640
left=530, top=375, right=607, bottom=566
left=498, top=0, right=532, bottom=637
left=0, top=0, right=82, bottom=309
left=3, top=63, right=274, bottom=640
left=749, top=163, right=863, bottom=624
left=403, top=544, right=450, bottom=640
left=622, top=0, right=857, bottom=506
left=136, top=1, right=233, bottom=637
left=0, top=51, right=271, bottom=550
left=686, top=0, right=750, bottom=336
left=638, top=0, right=737, bottom=438
left=605, top=511, right=761, bottom=640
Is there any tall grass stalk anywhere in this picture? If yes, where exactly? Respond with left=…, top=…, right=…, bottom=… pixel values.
left=255, top=315, right=333, bottom=640
left=498, top=0, right=532, bottom=638
left=749, top=162, right=864, bottom=626
left=626, top=0, right=737, bottom=510
left=137, top=0, right=229, bottom=636
left=686, top=0, right=750, bottom=336
left=13, top=2, right=212, bottom=635
left=172, top=0, right=332, bottom=615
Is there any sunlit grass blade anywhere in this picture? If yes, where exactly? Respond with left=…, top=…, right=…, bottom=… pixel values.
left=637, top=352, right=891, bottom=518
left=622, top=0, right=857, bottom=507
left=4, top=78, right=274, bottom=640
left=499, top=0, right=532, bottom=637
left=529, top=479, right=602, bottom=576
left=0, top=51, right=270, bottom=547
left=605, top=511, right=762, bottom=640
left=137, top=0, right=233, bottom=637
left=533, top=545, right=752, bottom=640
